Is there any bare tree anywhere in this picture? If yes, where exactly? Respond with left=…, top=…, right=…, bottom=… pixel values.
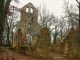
left=37, top=4, right=55, bottom=29
left=51, top=17, right=61, bottom=44
left=76, top=0, right=80, bottom=28
left=3, top=0, right=20, bottom=46
left=63, top=0, right=77, bottom=29
left=37, top=4, right=61, bottom=44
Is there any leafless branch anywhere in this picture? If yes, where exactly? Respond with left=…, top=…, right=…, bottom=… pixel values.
left=76, top=0, right=80, bottom=4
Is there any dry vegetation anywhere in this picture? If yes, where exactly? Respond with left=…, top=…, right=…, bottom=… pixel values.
left=0, top=46, right=80, bottom=60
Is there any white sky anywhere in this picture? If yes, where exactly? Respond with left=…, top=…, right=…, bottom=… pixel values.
left=11, top=0, right=77, bottom=18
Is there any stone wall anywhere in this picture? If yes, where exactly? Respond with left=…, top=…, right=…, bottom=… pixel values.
left=13, top=30, right=18, bottom=47
left=12, top=28, right=27, bottom=47
left=34, top=27, right=51, bottom=57
left=50, top=28, right=80, bottom=57
left=64, top=28, right=80, bottom=57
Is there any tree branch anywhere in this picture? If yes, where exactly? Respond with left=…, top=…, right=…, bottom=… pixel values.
left=76, top=0, right=80, bottom=4
left=75, top=17, right=79, bottom=21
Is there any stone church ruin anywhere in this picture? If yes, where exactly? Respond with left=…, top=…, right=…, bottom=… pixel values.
left=12, top=2, right=51, bottom=57
left=12, top=2, right=80, bottom=58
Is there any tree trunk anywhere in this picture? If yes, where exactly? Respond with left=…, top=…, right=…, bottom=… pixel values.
left=0, top=0, right=11, bottom=45
left=12, top=28, right=13, bottom=46
left=7, top=26, right=10, bottom=46
left=0, top=0, right=5, bottom=45
left=0, top=25, right=4, bottom=45
left=60, top=30, right=63, bottom=39
left=79, top=3, right=80, bottom=28
left=54, top=35, right=56, bottom=44
left=53, top=32, right=58, bottom=44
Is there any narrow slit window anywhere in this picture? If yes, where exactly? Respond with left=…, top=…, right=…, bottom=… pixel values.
left=26, top=7, right=29, bottom=12
left=31, top=8, right=33, bottom=13
left=29, top=23, right=31, bottom=28
left=31, top=17, right=33, bottom=23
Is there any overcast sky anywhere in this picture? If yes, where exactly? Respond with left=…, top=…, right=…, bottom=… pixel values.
left=11, top=0, right=77, bottom=18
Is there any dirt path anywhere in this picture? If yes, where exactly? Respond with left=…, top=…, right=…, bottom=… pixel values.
left=0, top=47, right=80, bottom=60
left=51, top=52, right=80, bottom=60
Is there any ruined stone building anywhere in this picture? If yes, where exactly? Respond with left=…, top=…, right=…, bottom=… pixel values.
left=13, top=2, right=41, bottom=47
left=12, top=3, right=51, bottom=57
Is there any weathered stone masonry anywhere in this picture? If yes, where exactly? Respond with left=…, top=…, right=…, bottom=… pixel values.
left=13, top=2, right=41, bottom=48
left=12, top=3, right=51, bottom=57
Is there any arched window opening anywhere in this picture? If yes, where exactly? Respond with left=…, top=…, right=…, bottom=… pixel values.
left=31, top=7, right=33, bottom=13
left=26, top=34, right=32, bottom=46
left=26, top=7, right=29, bottom=12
